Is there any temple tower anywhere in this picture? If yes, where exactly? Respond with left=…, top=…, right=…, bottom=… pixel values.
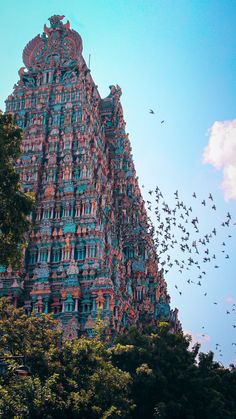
left=1, top=15, right=179, bottom=337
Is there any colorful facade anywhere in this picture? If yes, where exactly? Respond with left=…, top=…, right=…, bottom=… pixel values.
left=1, top=15, right=180, bottom=337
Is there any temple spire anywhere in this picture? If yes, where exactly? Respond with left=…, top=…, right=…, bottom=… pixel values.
left=1, top=15, right=180, bottom=337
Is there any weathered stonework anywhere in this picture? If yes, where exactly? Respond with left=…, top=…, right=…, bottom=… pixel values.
left=1, top=15, right=180, bottom=337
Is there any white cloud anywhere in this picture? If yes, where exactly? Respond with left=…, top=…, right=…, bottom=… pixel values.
left=203, top=119, right=236, bottom=201
left=184, top=329, right=211, bottom=346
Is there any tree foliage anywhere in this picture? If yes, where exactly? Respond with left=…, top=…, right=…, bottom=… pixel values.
left=113, top=325, right=236, bottom=419
left=0, top=299, right=236, bottom=418
left=0, top=112, right=34, bottom=267
left=0, top=299, right=133, bottom=418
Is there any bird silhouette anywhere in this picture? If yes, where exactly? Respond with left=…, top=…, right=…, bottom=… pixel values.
left=149, top=109, right=155, bottom=114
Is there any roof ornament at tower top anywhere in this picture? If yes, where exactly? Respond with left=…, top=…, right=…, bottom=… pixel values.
left=49, top=15, right=65, bottom=27
left=22, top=15, right=82, bottom=70
left=44, top=15, right=70, bottom=36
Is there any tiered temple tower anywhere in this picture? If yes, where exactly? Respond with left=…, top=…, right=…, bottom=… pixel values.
left=1, top=15, right=179, bottom=337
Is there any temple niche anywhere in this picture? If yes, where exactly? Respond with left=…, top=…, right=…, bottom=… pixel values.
left=1, top=15, right=180, bottom=336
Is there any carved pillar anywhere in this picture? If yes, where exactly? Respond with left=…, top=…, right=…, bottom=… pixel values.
left=91, top=296, right=96, bottom=312
left=81, top=202, right=85, bottom=215
left=74, top=298, right=79, bottom=312
left=105, top=294, right=110, bottom=310
left=70, top=204, right=73, bottom=217
left=44, top=297, right=49, bottom=314
left=62, top=299, right=65, bottom=313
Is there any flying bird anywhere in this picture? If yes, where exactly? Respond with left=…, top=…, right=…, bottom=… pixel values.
left=149, top=109, right=155, bottom=114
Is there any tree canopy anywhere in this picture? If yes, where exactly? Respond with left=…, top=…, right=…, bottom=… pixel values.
left=0, top=299, right=133, bottom=418
left=113, top=325, right=236, bottom=418
left=0, top=300, right=236, bottom=418
left=0, top=112, right=34, bottom=267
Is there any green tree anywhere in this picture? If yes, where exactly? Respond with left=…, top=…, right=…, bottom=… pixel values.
left=0, top=299, right=134, bottom=418
left=0, top=112, right=34, bottom=267
left=112, top=324, right=236, bottom=419
left=1, top=299, right=236, bottom=419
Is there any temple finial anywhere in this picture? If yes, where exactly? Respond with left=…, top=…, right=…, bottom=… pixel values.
left=44, top=15, right=70, bottom=34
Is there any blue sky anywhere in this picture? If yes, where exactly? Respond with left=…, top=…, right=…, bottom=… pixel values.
left=1, top=0, right=236, bottom=365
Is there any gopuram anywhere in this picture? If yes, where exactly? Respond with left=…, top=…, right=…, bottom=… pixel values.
left=1, top=15, right=180, bottom=337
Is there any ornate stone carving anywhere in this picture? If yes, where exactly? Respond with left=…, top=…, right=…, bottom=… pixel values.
left=23, top=15, right=83, bottom=70
left=1, top=15, right=179, bottom=337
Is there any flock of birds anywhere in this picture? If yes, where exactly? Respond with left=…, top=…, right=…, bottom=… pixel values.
left=142, top=183, right=236, bottom=362
left=149, top=108, right=165, bottom=124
